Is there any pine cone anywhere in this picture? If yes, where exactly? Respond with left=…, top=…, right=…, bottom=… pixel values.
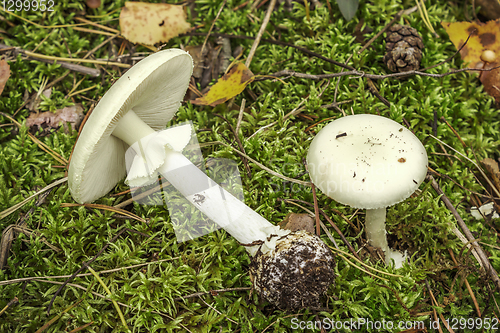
left=383, top=24, right=424, bottom=73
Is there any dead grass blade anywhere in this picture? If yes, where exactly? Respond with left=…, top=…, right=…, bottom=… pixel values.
left=0, top=224, right=60, bottom=269
left=35, top=299, right=83, bottom=333
left=0, top=177, right=68, bottom=220
left=12, top=225, right=61, bottom=252
left=0, top=226, right=15, bottom=269
left=87, top=266, right=128, bottom=330
left=0, top=258, right=179, bottom=287
left=0, top=297, right=18, bottom=316
left=39, top=279, right=194, bottom=333
left=0, top=185, right=60, bottom=269
left=24, top=50, right=131, bottom=69
left=60, top=203, right=147, bottom=224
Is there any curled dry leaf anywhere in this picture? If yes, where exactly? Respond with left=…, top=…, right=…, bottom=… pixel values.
left=0, top=58, right=10, bottom=96
left=482, top=157, right=500, bottom=192
left=119, top=1, right=190, bottom=46
left=191, top=62, right=255, bottom=107
left=480, top=66, right=500, bottom=104
left=475, top=0, right=500, bottom=20
left=279, top=213, right=316, bottom=234
left=86, top=0, right=101, bottom=9
left=184, top=45, right=206, bottom=79
left=27, top=104, right=84, bottom=135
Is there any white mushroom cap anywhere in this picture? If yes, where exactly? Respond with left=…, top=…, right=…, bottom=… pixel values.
left=68, top=49, right=193, bottom=204
left=307, top=114, right=428, bottom=209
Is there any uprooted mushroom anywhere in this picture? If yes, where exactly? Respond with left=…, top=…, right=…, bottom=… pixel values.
left=68, top=49, right=336, bottom=310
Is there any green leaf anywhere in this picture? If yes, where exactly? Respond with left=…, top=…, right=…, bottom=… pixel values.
left=337, top=0, right=359, bottom=21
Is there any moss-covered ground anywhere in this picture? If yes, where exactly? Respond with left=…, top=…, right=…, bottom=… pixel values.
left=0, top=0, right=499, bottom=332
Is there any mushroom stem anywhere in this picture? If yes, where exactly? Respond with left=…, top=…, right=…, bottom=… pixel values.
left=365, top=208, right=389, bottom=252
left=365, top=208, right=406, bottom=267
left=112, top=109, right=283, bottom=255
left=158, top=150, right=283, bottom=254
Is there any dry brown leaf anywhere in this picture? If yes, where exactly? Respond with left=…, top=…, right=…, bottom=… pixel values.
left=0, top=58, right=10, bottom=96
left=279, top=213, right=315, bottom=234
left=27, top=104, right=84, bottom=135
left=119, top=2, right=190, bottom=46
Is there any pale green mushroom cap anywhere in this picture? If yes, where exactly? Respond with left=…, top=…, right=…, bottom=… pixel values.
left=307, top=114, right=428, bottom=209
left=68, top=49, right=193, bottom=204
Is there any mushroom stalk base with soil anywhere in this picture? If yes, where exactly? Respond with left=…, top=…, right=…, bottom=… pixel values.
left=365, top=208, right=389, bottom=251
left=113, top=110, right=336, bottom=310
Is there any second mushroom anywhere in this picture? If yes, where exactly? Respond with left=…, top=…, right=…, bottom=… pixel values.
left=307, top=114, right=428, bottom=268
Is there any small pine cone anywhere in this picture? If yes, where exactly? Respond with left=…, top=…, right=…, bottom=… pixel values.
left=383, top=24, right=424, bottom=72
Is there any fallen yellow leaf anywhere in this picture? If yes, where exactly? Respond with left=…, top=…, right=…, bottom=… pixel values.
left=442, top=20, right=500, bottom=105
left=191, top=62, right=255, bottom=107
left=441, top=20, right=500, bottom=68
left=119, top=2, right=190, bottom=46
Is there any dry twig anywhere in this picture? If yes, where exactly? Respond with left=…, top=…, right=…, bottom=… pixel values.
left=182, top=32, right=354, bottom=70
left=0, top=44, right=101, bottom=76
left=264, top=67, right=498, bottom=81
left=0, top=297, right=18, bottom=316
left=282, top=198, right=361, bottom=261
left=245, top=0, right=277, bottom=67
left=201, top=0, right=228, bottom=56
left=235, top=98, right=246, bottom=135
